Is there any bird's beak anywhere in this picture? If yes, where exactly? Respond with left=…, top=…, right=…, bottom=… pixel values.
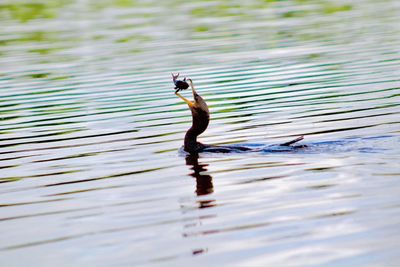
left=175, top=91, right=195, bottom=108
left=184, top=97, right=195, bottom=108
left=174, top=78, right=199, bottom=109
left=187, top=79, right=198, bottom=101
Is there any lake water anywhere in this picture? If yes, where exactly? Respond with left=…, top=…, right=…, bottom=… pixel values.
left=0, top=0, right=399, bottom=266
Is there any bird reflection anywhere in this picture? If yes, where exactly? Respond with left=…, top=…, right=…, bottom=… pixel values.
left=183, top=153, right=216, bottom=255
left=185, top=153, right=214, bottom=197
left=182, top=153, right=216, bottom=210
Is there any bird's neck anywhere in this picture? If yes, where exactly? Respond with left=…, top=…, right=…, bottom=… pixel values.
left=184, top=108, right=209, bottom=153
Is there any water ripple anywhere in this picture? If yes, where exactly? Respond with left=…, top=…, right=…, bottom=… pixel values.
left=0, top=0, right=400, bottom=266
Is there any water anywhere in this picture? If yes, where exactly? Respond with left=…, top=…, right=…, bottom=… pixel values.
left=1, top=0, right=400, bottom=266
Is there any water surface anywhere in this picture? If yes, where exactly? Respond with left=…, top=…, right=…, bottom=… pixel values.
left=0, top=0, right=400, bottom=266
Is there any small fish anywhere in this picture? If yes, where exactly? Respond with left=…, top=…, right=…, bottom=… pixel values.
left=172, top=73, right=189, bottom=92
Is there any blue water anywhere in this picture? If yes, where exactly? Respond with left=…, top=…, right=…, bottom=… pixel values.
left=0, top=0, right=400, bottom=266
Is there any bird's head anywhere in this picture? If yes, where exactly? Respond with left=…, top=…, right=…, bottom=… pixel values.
left=176, top=79, right=209, bottom=115
left=189, top=79, right=209, bottom=114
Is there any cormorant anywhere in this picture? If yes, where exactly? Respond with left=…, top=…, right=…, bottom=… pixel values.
left=174, top=76, right=304, bottom=153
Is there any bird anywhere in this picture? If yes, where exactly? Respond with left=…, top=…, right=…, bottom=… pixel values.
left=173, top=77, right=305, bottom=153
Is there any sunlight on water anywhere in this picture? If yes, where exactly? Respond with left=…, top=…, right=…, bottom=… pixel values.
left=0, top=0, right=399, bottom=266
